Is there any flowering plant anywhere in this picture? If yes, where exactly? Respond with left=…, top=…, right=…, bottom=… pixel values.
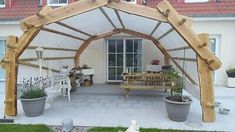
left=151, top=59, right=160, bottom=65
left=18, top=77, right=51, bottom=99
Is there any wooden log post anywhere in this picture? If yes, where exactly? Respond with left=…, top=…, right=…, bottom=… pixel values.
left=164, top=50, right=170, bottom=65
left=197, top=33, right=215, bottom=122
left=4, top=27, right=40, bottom=116
left=4, top=36, right=18, bottom=116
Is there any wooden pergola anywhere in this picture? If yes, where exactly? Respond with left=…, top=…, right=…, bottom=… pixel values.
left=0, top=0, right=221, bottom=122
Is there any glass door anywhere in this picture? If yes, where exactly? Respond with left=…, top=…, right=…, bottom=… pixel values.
left=107, top=39, right=124, bottom=81
left=107, top=38, right=142, bottom=82
left=125, top=39, right=142, bottom=73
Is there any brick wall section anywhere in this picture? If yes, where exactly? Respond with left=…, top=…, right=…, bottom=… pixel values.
left=1, top=0, right=235, bottom=20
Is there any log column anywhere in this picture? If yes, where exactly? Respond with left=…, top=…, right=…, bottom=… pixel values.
left=4, top=36, right=18, bottom=116
left=197, top=33, right=215, bottom=122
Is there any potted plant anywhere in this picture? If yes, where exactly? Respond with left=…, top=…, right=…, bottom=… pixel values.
left=18, top=77, right=49, bottom=117
left=226, top=67, right=235, bottom=78
left=226, top=67, right=235, bottom=87
left=163, top=67, right=192, bottom=122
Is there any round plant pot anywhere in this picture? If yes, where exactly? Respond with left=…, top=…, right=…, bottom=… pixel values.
left=20, top=95, right=47, bottom=117
left=226, top=72, right=235, bottom=78
left=164, top=96, right=192, bottom=122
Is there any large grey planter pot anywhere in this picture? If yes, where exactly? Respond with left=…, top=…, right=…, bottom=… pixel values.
left=164, top=96, right=192, bottom=122
left=20, top=95, right=47, bottom=117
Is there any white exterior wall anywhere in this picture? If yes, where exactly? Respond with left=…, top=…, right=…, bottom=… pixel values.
left=0, top=24, right=22, bottom=38
left=192, top=20, right=235, bottom=86
left=79, top=38, right=161, bottom=84
left=1, top=19, right=235, bottom=86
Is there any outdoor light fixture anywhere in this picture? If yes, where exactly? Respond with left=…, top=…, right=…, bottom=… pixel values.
left=62, top=118, right=73, bottom=132
left=35, top=47, right=44, bottom=77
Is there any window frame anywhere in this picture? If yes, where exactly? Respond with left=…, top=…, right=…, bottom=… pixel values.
left=209, top=35, right=220, bottom=84
left=0, top=0, right=5, bottom=8
left=47, top=0, right=68, bottom=7
left=122, top=0, right=136, bottom=4
left=0, top=38, right=6, bottom=81
left=106, top=37, right=143, bottom=82
left=184, top=0, right=209, bottom=3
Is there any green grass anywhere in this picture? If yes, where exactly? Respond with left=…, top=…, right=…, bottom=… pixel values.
left=88, top=127, right=185, bottom=132
left=0, top=124, right=51, bottom=132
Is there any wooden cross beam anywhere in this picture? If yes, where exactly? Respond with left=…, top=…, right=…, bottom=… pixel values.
left=19, top=61, right=60, bottom=73
left=41, top=27, right=86, bottom=41
left=55, top=21, right=93, bottom=37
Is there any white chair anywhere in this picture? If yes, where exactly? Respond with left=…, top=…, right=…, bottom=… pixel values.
left=53, top=74, right=71, bottom=102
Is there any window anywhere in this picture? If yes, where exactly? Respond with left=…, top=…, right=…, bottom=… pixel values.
left=0, top=40, right=6, bottom=81
left=0, top=0, right=5, bottom=8
left=209, top=35, right=220, bottom=83
left=107, top=38, right=142, bottom=81
left=122, top=0, right=136, bottom=4
left=47, top=0, right=68, bottom=6
left=184, top=0, right=209, bottom=3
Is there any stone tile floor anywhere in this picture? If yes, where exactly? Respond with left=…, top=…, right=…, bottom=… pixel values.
left=0, top=83, right=235, bottom=131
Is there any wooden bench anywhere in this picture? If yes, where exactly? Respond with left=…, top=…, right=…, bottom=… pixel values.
left=120, top=72, right=174, bottom=97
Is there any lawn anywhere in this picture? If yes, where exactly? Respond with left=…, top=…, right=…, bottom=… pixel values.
left=0, top=124, right=51, bottom=132
left=88, top=127, right=188, bottom=132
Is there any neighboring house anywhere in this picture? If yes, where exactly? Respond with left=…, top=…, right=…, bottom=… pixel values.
left=0, top=0, right=235, bottom=86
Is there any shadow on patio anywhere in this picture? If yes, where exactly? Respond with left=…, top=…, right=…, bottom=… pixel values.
left=1, top=83, right=235, bottom=131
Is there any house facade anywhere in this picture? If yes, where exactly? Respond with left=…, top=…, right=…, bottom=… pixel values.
left=0, top=0, right=235, bottom=86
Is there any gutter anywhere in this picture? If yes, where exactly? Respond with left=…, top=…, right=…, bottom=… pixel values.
left=193, top=17, right=235, bottom=21
left=0, top=21, right=20, bottom=25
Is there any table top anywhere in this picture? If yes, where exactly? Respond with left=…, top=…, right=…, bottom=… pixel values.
left=122, top=72, right=164, bottom=77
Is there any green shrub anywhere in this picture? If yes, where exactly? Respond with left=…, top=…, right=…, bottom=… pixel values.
left=226, top=67, right=235, bottom=73
left=163, top=67, right=184, bottom=102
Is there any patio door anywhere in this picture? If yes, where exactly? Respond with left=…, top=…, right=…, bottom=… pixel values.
left=107, top=38, right=142, bottom=82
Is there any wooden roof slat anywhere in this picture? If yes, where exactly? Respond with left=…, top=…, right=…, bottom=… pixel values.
left=166, top=46, right=190, bottom=52
left=27, top=46, right=78, bottom=52
left=19, top=57, right=74, bottom=62
left=99, top=7, right=117, bottom=29
left=171, top=57, right=196, bottom=62
left=19, top=61, right=60, bottom=73
left=157, top=28, right=174, bottom=40
left=114, top=9, right=125, bottom=29
left=150, top=21, right=162, bottom=36
left=41, top=27, right=86, bottom=41
left=55, top=22, right=93, bottom=37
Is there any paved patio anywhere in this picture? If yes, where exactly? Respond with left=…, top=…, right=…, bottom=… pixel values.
left=0, top=83, right=235, bottom=131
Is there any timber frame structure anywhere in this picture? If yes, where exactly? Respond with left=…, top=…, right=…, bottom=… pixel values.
left=0, top=0, right=221, bottom=122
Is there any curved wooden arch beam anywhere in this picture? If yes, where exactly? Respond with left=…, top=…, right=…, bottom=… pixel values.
left=157, top=0, right=221, bottom=70
left=74, top=28, right=197, bottom=86
left=74, top=30, right=121, bottom=67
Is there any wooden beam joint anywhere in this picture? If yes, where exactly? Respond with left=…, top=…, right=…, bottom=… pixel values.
left=178, top=18, right=186, bottom=25
left=199, top=43, right=208, bottom=48
left=161, top=9, right=170, bottom=18
left=7, top=44, right=18, bottom=49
